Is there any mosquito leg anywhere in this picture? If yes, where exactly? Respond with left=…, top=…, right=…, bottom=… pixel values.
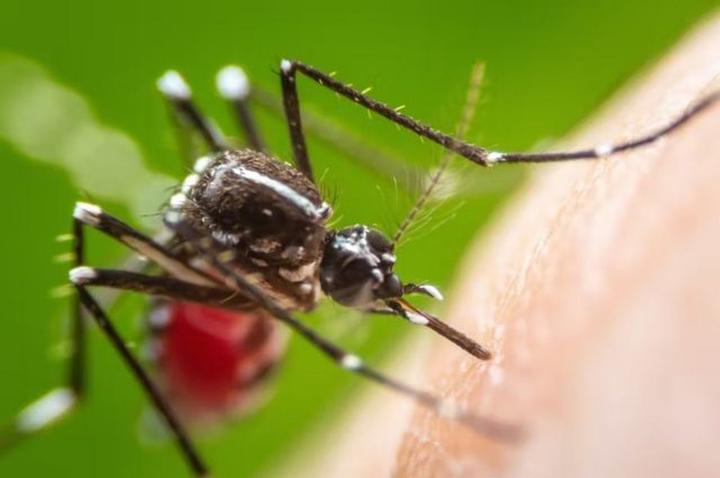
left=496, top=90, right=720, bottom=163
left=164, top=216, right=521, bottom=441
left=73, top=286, right=208, bottom=477
left=71, top=267, right=518, bottom=439
left=280, top=59, right=488, bottom=166
left=68, top=219, right=86, bottom=397
left=157, top=70, right=229, bottom=153
left=0, top=219, right=88, bottom=451
left=1, top=212, right=210, bottom=475
left=250, top=86, right=424, bottom=192
left=216, top=257, right=514, bottom=438
left=279, top=61, right=315, bottom=182
left=74, top=207, right=210, bottom=475
left=72, top=202, right=216, bottom=287
left=70, top=267, right=255, bottom=311
left=216, top=65, right=266, bottom=152
left=0, top=222, right=181, bottom=451
left=280, top=59, right=720, bottom=166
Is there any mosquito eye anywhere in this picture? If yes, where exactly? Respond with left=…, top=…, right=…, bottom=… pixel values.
left=377, top=273, right=402, bottom=299
left=366, top=229, right=393, bottom=253
left=341, top=259, right=373, bottom=284
left=320, top=252, right=377, bottom=306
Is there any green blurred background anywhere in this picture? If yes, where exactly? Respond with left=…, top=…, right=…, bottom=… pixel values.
left=0, top=1, right=716, bottom=476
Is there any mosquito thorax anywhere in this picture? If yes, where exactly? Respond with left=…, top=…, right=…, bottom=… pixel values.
left=166, top=149, right=332, bottom=310
left=320, top=225, right=402, bottom=307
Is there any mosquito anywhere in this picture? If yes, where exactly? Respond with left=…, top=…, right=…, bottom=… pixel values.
left=1, top=59, right=718, bottom=478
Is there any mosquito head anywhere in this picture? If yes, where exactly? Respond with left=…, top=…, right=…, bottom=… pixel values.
left=320, top=225, right=402, bottom=307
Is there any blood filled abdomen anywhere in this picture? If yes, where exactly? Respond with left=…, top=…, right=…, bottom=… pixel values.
left=147, top=301, right=285, bottom=425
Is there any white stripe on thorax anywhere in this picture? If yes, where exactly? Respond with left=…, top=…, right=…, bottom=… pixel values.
left=232, top=166, right=324, bottom=219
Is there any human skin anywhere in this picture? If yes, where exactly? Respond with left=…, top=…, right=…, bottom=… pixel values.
left=282, top=14, right=720, bottom=478
left=393, top=13, right=720, bottom=478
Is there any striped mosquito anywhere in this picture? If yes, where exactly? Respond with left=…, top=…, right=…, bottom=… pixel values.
left=1, top=58, right=718, bottom=477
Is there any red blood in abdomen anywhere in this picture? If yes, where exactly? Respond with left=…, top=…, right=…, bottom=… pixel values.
left=152, top=301, right=282, bottom=423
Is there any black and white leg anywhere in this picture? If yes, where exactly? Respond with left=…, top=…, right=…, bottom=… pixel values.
left=0, top=220, right=86, bottom=451
left=279, top=59, right=720, bottom=166
left=0, top=209, right=211, bottom=476
left=249, top=84, right=423, bottom=191
left=73, top=265, right=519, bottom=442
left=157, top=70, right=229, bottom=152
left=279, top=60, right=315, bottom=182
left=72, top=202, right=216, bottom=287
left=72, top=287, right=208, bottom=476
left=0, top=207, right=194, bottom=452
left=71, top=203, right=211, bottom=477
left=216, top=65, right=266, bottom=152
left=73, top=268, right=254, bottom=311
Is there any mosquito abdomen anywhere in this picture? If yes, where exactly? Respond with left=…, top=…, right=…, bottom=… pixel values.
left=147, top=301, right=286, bottom=425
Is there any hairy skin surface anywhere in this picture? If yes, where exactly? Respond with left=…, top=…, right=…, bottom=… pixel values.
left=394, top=13, right=720, bottom=478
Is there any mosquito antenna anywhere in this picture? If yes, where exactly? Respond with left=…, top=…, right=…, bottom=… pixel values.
left=392, top=62, right=485, bottom=247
